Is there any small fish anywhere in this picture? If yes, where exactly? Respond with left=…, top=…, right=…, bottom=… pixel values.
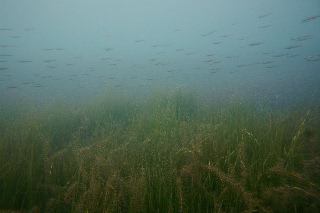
left=273, top=54, right=287, bottom=57
left=237, top=63, right=256, bottom=67
left=284, top=45, right=300, bottom=49
left=0, top=45, right=17, bottom=48
left=101, top=57, right=112, bottom=60
left=260, top=61, right=273, bottom=64
left=115, top=84, right=122, bottom=87
left=203, top=60, right=214, bottom=63
left=213, top=42, right=222, bottom=44
left=266, top=66, right=277, bottom=69
left=0, top=68, right=9, bottom=70
left=286, top=54, right=299, bottom=58
left=258, top=13, right=273, bottom=18
left=291, top=35, right=311, bottom=41
left=249, top=42, right=265, bottom=46
left=259, top=25, right=271, bottom=28
left=304, top=55, right=320, bottom=62
left=201, top=30, right=216, bottom=36
left=301, top=15, right=320, bottom=23
left=17, top=60, right=32, bottom=63
left=238, top=36, right=250, bottom=41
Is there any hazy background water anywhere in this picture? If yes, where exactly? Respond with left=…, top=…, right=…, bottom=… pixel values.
left=1, top=0, right=319, bottom=109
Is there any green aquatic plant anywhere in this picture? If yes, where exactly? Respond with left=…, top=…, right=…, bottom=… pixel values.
left=0, top=89, right=319, bottom=212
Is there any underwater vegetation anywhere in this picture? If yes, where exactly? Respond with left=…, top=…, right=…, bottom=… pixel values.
left=0, top=90, right=320, bottom=213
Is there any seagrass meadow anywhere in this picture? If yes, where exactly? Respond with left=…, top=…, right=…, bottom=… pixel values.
left=0, top=89, right=319, bottom=213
